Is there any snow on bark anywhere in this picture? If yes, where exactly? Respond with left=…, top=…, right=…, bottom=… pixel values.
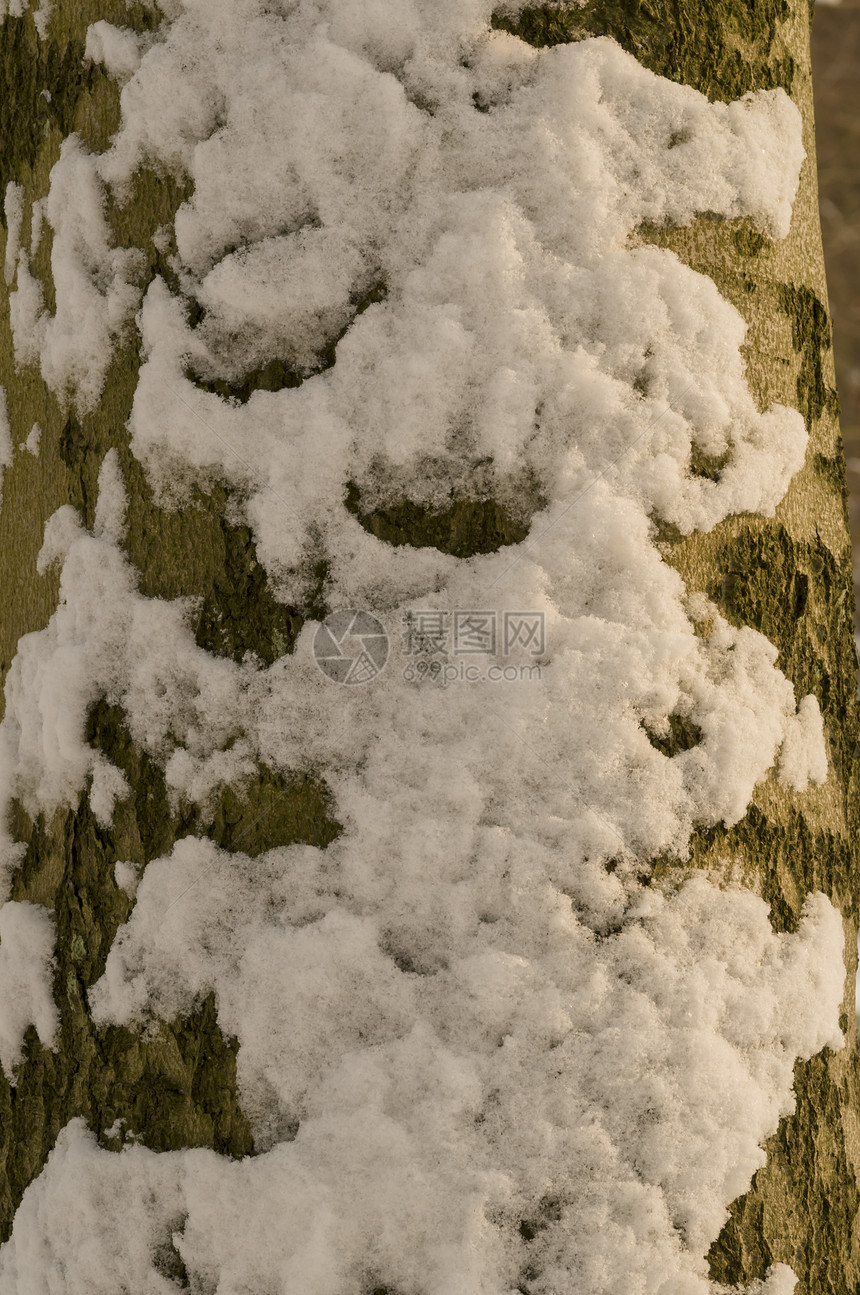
left=0, top=2, right=845, bottom=1293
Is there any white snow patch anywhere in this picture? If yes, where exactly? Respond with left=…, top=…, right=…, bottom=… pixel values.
left=113, top=860, right=141, bottom=900
left=21, top=422, right=41, bottom=456
left=0, top=902, right=58, bottom=1081
left=3, top=182, right=24, bottom=287
left=92, top=446, right=127, bottom=542
left=0, top=481, right=828, bottom=907
left=32, top=0, right=49, bottom=38
left=0, top=387, right=13, bottom=507
left=777, top=692, right=830, bottom=792
left=28, top=199, right=44, bottom=257
left=85, top=21, right=151, bottom=84
left=89, top=752, right=130, bottom=828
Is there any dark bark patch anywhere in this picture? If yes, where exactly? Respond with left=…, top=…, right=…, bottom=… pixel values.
left=686, top=803, right=856, bottom=932
left=183, top=281, right=387, bottom=405
left=0, top=20, right=99, bottom=202
left=705, top=524, right=857, bottom=788
left=708, top=1046, right=860, bottom=1295
left=83, top=698, right=340, bottom=861
left=732, top=226, right=768, bottom=258
left=152, top=1217, right=191, bottom=1289
left=197, top=764, right=340, bottom=856
left=345, top=481, right=530, bottom=557
left=0, top=991, right=254, bottom=1244
left=184, top=355, right=305, bottom=405
left=778, top=283, right=834, bottom=429
left=519, top=1195, right=563, bottom=1243
left=689, top=444, right=731, bottom=482
left=106, top=167, right=195, bottom=294
left=0, top=4, right=162, bottom=202
left=192, top=515, right=306, bottom=666
left=641, top=712, right=703, bottom=757
left=60, top=409, right=317, bottom=667
left=60, top=411, right=325, bottom=671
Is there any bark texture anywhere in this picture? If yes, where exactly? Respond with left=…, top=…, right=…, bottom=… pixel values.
left=0, top=2, right=857, bottom=1291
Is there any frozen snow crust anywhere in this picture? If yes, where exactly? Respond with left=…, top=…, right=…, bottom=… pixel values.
left=0, top=2, right=847, bottom=1293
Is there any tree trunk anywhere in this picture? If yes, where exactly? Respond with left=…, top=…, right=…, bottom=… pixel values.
left=0, top=1, right=856, bottom=1292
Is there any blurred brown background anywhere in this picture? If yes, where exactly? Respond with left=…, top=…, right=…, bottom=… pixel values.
left=812, top=0, right=860, bottom=625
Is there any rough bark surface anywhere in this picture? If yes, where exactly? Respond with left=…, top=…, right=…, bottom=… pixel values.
left=0, top=1, right=857, bottom=1291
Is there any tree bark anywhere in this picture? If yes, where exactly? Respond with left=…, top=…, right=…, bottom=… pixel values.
left=0, top=1, right=856, bottom=1292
